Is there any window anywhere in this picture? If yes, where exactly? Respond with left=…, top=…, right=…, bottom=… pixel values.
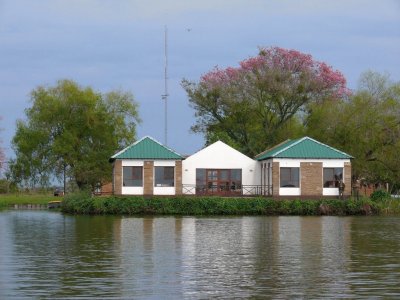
left=195, top=169, right=242, bottom=194
left=123, top=166, right=143, bottom=187
left=155, top=166, right=175, bottom=187
left=323, top=168, right=343, bottom=188
left=280, top=167, right=299, bottom=187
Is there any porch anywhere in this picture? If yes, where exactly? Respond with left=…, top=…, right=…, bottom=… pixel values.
left=182, top=184, right=273, bottom=196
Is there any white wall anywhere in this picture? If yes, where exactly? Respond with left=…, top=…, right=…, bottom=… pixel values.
left=321, top=160, right=348, bottom=196
left=121, top=160, right=144, bottom=195
left=273, top=159, right=301, bottom=196
left=182, top=141, right=260, bottom=187
left=120, top=159, right=178, bottom=195
left=153, top=160, right=176, bottom=195
left=266, top=158, right=351, bottom=196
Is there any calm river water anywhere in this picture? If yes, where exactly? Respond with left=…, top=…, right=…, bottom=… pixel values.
left=0, top=210, right=399, bottom=299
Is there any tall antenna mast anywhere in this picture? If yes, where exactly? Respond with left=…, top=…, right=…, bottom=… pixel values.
left=162, top=25, right=168, bottom=146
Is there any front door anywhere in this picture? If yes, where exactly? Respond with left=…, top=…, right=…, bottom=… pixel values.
left=196, top=169, right=242, bottom=195
left=206, top=169, right=230, bottom=194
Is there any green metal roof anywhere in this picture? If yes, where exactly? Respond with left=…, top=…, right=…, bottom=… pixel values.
left=255, top=137, right=353, bottom=160
left=110, top=136, right=183, bottom=160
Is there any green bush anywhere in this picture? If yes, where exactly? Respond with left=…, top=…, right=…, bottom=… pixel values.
left=62, top=190, right=94, bottom=214
left=370, top=190, right=391, bottom=202
left=0, top=179, right=10, bottom=194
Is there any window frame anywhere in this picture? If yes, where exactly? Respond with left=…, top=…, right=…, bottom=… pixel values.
left=323, top=167, right=343, bottom=188
left=280, top=167, right=300, bottom=188
left=123, top=166, right=143, bottom=187
left=195, top=168, right=242, bottom=194
left=154, top=166, right=175, bottom=187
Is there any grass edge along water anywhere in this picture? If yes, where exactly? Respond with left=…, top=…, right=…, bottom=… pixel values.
left=60, top=192, right=398, bottom=216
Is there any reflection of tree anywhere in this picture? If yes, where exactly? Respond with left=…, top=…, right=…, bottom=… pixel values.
left=5, top=212, right=121, bottom=298
left=348, top=217, right=400, bottom=297
left=57, top=215, right=121, bottom=298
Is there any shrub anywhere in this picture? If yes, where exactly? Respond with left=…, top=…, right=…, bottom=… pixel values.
left=0, top=179, right=10, bottom=194
left=62, top=190, right=94, bottom=214
left=370, top=190, right=391, bottom=202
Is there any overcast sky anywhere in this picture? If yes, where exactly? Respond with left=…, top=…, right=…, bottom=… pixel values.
left=1, top=0, right=399, bottom=162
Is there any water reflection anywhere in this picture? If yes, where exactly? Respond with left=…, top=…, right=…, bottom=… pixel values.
left=349, top=217, right=400, bottom=297
left=0, top=211, right=400, bottom=298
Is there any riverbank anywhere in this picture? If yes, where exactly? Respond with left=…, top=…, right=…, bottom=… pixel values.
left=60, top=194, right=397, bottom=216
left=0, top=193, right=57, bottom=209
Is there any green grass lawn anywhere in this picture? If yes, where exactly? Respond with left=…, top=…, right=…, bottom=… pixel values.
left=0, top=193, right=61, bottom=208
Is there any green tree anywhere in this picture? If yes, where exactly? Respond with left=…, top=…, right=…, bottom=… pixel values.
left=306, top=71, right=400, bottom=189
left=183, top=47, right=348, bottom=156
left=10, top=79, right=140, bottom=191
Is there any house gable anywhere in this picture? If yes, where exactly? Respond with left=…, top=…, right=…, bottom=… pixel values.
left=182, top=141, right=260, bottom=189
left=184, top=140, right=255, bottom=166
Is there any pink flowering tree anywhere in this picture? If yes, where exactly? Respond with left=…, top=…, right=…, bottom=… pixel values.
left=182, top=47, right=350, bottom=156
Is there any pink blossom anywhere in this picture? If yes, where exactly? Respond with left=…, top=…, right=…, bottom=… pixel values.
left=200, top=46, right=350, bottom=99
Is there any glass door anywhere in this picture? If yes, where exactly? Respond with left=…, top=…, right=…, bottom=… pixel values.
left=207, top=170, right=218, bottom=193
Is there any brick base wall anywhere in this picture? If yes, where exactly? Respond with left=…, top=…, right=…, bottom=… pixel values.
left=272, top=162, right=280, bottom=196
left=344, top=162, right=352, bottom=196
left=175, top=161, right=182, bottom=195
left=113, top=160, right=122, bottom=195
left=101, top=182, right=113, bottom=194
left=301, top=162, right=323, bottom=196
left=144, top=161, right=154, bottom=195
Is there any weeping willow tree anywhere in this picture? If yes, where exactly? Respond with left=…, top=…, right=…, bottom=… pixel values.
left=9, top=79, right=141, bottom=191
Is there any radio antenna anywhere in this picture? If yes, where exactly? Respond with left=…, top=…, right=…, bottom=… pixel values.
left=161, top=25, right=168, bottom=146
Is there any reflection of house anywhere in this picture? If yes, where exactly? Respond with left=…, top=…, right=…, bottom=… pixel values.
left=110, top=136, right=352, bottom=197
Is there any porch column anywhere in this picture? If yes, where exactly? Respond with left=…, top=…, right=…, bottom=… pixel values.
left=113, top=160, right=122, bottom=195
left=175, top=161, right=183, bottom=195
left=344, top=162, right=352, bottom=196
left=272, top=162, right=280, bottom=197
left=300, top=162, right=323, bottom=196
left=144, top=161, right=154, bottom=195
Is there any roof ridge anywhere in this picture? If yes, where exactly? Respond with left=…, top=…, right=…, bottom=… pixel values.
left=214, top=140, right=254, bottom=160
left=144, top=136, right=183, bottom=158
left=110, top=136, right=183, bottom=160
left=255, top=139, right=291, bottom=159
left=270, top=137, right=304, bottom=157
left=255, top=136, right=353, bottom=160
left=304, top=136, right=353, bottom=158
left=110, top=136, right=146, bottom=159
left=189, top=140, right=225, bottom=157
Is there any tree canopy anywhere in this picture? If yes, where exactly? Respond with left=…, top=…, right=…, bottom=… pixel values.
left=183, top=47, right=349, bottom=156
left=9, top=79, right=140, bottom=190
left=306, top=71, right=400, bottom=189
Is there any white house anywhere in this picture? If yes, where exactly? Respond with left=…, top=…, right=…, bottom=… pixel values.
left=181, top=141, right=260, bottom=195
left=255, top=137, right=353, bottom=197
left=109, top=136, right=183, bottom=196
left=110, top=136, right=352, bottom=198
